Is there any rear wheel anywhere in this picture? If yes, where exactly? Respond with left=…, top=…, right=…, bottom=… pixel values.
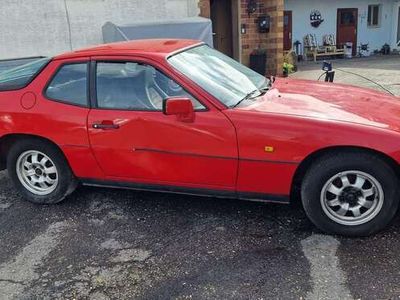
left=7, top=139, right=77, bottom=204
left=301, top=151, right=400, bottom=236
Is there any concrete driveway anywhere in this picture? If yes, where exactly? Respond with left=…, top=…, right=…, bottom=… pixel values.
left=1, top=170, right=400, bottom=299
left=290, top=55, right=400, bottom=96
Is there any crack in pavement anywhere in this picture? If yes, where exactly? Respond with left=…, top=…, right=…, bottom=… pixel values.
left=301, top=234, right=353, bottom=300
left=0, top=279, right=24, bottom=285
left=0, top=221, right=69, bottom=299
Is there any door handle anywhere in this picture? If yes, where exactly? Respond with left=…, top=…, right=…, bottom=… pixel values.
left=92, top=122, right=120, bottom=130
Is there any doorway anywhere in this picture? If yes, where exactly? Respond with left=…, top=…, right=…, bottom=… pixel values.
left=284, top=11, right=293, bottom=51
left=337, top=8, right=358, bottom=56
left=210, top=0, right=240, bottom=60
left=397, top=6, right=400, bottom=47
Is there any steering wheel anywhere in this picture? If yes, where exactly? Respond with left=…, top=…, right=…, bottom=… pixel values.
left=144, top=68, right=169, bottom=110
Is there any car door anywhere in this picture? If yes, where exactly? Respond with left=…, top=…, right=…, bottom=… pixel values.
left=35, top=58, right=103, bottom=179
left=87, top=57, right=238, bottom=190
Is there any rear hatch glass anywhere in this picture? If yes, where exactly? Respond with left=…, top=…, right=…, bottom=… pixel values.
left=0, top=57, right=50, bottom=91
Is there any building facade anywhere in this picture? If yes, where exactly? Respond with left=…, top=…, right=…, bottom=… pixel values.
left=284, top=0, right=400, bottom=55
left=3, top=1, right=398, bottom=77
left=199, top=0, right=284, bottom=75
left=198, top=0, right=400, bottom=76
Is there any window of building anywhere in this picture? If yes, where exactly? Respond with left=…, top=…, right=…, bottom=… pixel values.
left=96, top=62, right=205, bottom=111
left=45, top=63, right=88, bottom=106
left=368, top=5, right=381, bottom=27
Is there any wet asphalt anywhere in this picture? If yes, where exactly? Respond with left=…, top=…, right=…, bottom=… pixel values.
left=0, top=170, right=400, bottom=300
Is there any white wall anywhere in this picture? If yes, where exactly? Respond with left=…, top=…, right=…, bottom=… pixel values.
left=285, top=0, right=399, bottom=53
left=0, top=0, right=200, bottom=59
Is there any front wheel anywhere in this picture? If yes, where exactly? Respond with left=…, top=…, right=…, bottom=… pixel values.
left=301, top=151, right=400, bottom=236
left=7, top=139, right=77, bottom=204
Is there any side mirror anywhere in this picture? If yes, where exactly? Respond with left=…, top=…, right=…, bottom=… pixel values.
left=163, top=98, right=195, bottom=123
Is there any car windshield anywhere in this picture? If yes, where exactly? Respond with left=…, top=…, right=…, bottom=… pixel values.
left=168, top=45, right=269, bottom=108
left=0, top=57, right=50, bottom=91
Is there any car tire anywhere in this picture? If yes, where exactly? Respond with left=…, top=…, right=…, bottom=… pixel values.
left=7, top=138, right=77, bottom=204
left=301, top=151, right=400, bottom=236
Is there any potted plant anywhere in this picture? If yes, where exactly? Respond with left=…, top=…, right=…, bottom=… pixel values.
left=283, top=62, right=294, bottom=77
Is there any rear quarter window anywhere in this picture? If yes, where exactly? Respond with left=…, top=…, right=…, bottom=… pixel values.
left=44, top=63, right=88, bottom=107
left=0, top=58, right=50, bottom=91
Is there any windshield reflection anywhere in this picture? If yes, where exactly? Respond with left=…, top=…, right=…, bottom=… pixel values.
left=168, top=45, right=269, bottom=108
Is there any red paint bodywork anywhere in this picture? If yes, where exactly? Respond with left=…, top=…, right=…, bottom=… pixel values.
left=1, top=39, right=400, bottom=201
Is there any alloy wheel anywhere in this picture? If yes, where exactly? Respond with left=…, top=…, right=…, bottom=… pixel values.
left=320, top=170, right=384, bottom=226
left=16, top=150, right=58, bottom=195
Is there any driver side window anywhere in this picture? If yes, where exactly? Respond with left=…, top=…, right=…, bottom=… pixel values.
left=96, top=62, right=205, bottom=111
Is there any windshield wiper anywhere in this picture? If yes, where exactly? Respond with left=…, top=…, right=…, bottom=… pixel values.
left=232, top=89, right=260, bottom=108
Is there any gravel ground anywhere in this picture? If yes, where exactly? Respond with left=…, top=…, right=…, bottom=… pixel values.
left=1, top=170, right=400, bottom=299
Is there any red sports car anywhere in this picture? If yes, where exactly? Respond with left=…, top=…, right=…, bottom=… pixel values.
left=0, top=39, right=399, bottom=236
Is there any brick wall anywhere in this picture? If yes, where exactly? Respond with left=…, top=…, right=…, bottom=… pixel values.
left=198, top=0, right=210, bottom=18
left=240, top=0, right=284, bottom=75
left=198, top=0, right=283, bottom=76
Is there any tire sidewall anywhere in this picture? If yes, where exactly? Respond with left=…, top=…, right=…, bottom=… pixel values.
left=7, top=139, right=74, bottom=204
left=301, top=153, right=399, bottom=236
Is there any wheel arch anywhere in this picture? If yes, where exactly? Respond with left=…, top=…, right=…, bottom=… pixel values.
left=0, top=133, right=69, bottom=171
left=290, top=145, right=400, bottom=202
